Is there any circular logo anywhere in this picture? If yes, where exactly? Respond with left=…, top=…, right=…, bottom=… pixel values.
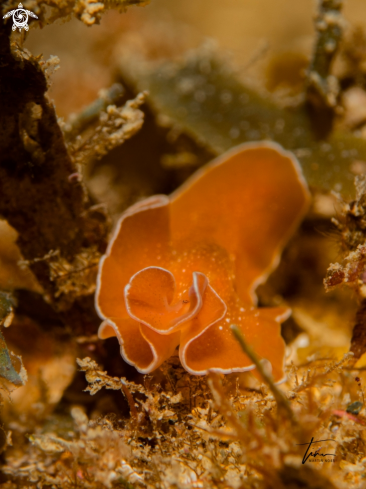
left=12, top=6, right=29, bottom=31
left=3, top=3, right=38, bottom=32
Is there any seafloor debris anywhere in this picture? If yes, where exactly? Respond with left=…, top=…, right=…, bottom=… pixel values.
left=3, top=354, right=365, bottom=489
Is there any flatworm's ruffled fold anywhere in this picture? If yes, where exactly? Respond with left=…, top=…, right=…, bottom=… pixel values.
left=125, top=268, right=207, bottom=334
left=96, top=142, right=310, bottom=381
left=96, top=195, right=170, bottom=322
left=181, top=306, right=290, bottom=378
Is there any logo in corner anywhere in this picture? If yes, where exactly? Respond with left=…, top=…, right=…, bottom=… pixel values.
left=3, top=3, right=38, bottom=32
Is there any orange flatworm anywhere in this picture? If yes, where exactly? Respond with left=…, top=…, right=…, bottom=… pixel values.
left=95, top=142, right=310, bottom=382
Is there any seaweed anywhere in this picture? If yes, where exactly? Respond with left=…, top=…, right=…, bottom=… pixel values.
left=120, top=42, right=366, bottom=199
left=0, top=330, right=24, bottom=387
left=0, top=292, right=25, bottom=387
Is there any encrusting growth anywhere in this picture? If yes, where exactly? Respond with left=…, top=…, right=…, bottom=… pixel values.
left=96, top=142, right=310, bottom=381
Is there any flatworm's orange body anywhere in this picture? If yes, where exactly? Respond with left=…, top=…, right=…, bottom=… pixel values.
left=96, top=142, right=310, bottom=381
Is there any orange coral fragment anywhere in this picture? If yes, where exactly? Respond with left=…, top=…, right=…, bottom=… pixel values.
left=96, top=142, right=310, bottom=381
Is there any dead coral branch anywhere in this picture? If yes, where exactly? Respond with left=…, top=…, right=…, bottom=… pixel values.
left=306, top=0, right=344, bottom=136
left=2, top=0, right=150, bottom=28
left=325, top=176, right=366, bottom=358
left=67, top=92, right=146, bottom=165
left=0, top=19, right=110, bottom=331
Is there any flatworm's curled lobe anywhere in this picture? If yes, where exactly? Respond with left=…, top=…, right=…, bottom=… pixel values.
left=96, top=142, right=310, bottom=381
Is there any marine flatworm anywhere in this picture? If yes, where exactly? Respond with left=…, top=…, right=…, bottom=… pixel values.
left=96, top=142, right=310, bottom=381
